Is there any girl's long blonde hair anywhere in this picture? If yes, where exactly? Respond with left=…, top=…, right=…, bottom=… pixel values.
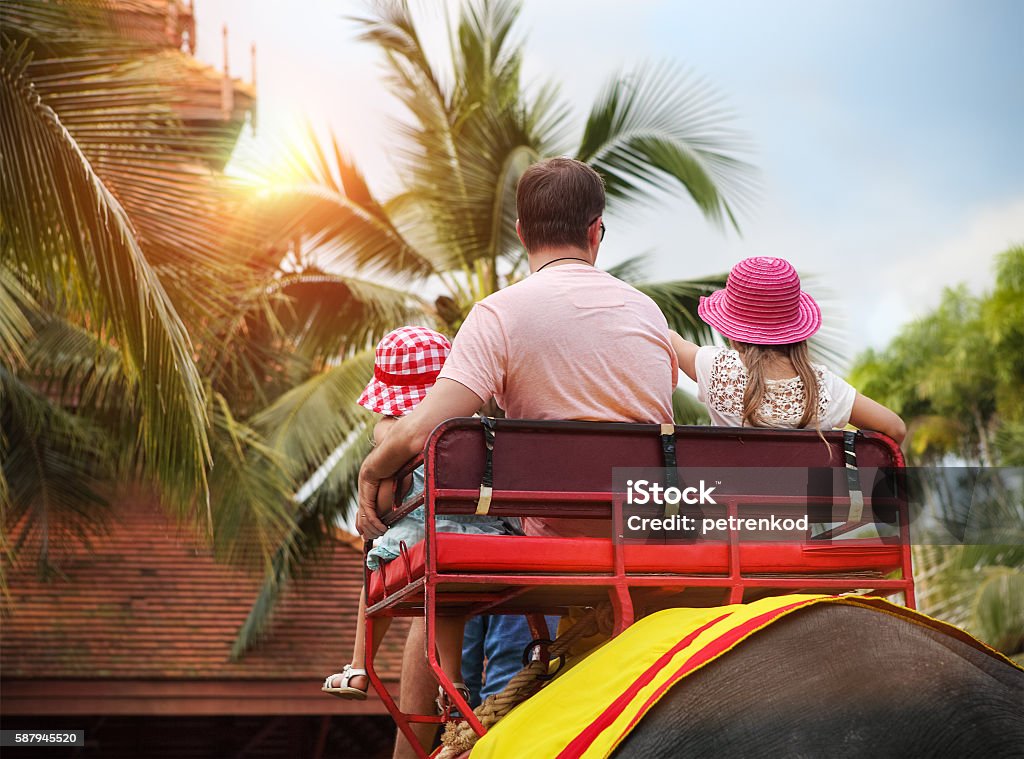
left=732, top=340, right=820, bottom=429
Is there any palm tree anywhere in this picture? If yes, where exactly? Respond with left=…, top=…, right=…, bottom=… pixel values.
left=230, top=0, right=755, bottom=651
left=850, top=246, right=1024, bottom=661
left=0, top=0, right=755, bottom=647
left=0, top=0, right=296, bottom=582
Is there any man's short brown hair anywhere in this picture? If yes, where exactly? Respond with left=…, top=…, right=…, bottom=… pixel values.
left=516, top=158, right=605, bottom=252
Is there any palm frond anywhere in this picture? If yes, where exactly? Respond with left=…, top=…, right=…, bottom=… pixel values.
left=0, top=0, right=191, bottom=57
left=207, top=393, right=298, bottom=571
left=673, top=387, right=710, bottom=425
left=233, top=352, right=378, bottom=654
left=792, top=275, right=848, bottom=371
left=232, top=422, right=372, bottom=657
left=603, top=253, right=653, bottom=284
left=199, top=285, right=296, bottom=414
left=23, top=316, right=301, bottom=575
left=266, top=270, right=428, bottom=361
left=972, top=567, right=1024, bottom=654
left=250, top=351, right=376, bottom=483
left=22, top=317, right=150, bottom=484
left=7, top=6, right=256, bottom=267
left=4, top=0, right=265, bottom=353
left=353, top=1, right=535, bottom=269
left=455, top=111, right=538, bottom=269
left=1, top=366, right=111, bottom=571
left=27, top=316, right=126, bottom=414
left=0, top=264, right=36, bottom=369
left=632, top=276, right=727, bottom=344
left=202, top=269, right=425, bottom=411
left=1, top=38, right=210, bottom=504
left=577, top=61, right=757, bottom=231
left=451, top=0, right=523, bottom=113
left=246, top=181, right=434, bottom=282
left=390, top=1, right=571, bottom=270
left=351, top=1, right=465, bottom=212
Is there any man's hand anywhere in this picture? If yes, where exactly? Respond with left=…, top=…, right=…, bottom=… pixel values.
left=355, top=470, right=388, bottom=539
left=354, top=378, right=484, bottom=539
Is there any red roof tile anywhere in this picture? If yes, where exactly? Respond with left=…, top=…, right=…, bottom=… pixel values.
left=1, top=496, right=409, bottom=683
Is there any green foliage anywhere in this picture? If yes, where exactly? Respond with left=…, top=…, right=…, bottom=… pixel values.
left=577, top=61, right=756, bottom=228
left=0, top=35, right=210, bottom=505
left=850, top=247, right=1024, bottom=465
left=1, top=366, right=112, bottom=572
left=672, top=388, right=710, bottom=426
left=851, top=246, right=1024, bottom=658
left=1, top=0, right=278, bottom=582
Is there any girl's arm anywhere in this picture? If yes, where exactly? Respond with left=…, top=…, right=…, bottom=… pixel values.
left=669, top=331, right=700, bottom=382
left=375, top=478, right=398, bottom=516
left=374, top=476, right=414, bottom=516
left=849, top=393, right=907, bottom=444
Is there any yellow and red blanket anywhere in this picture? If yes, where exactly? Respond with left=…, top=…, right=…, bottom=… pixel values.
left=468, top=594, right=1018, bottom=759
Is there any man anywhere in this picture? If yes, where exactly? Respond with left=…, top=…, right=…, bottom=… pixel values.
left=355, top=157, right=677, bottom=757
left=461, top=614, right=559, bottom=708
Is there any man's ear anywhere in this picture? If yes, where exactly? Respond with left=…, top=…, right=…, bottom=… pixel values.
left=515, top=219, right=525, bottom=247
left=588, top=217, right=602, bottom=258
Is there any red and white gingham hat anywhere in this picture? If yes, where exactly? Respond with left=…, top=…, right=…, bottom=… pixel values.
left=357, top=326, right=452, bottom=416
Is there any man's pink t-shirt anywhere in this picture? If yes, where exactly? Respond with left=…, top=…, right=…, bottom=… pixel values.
left=437, top=263, right=677, bottom=538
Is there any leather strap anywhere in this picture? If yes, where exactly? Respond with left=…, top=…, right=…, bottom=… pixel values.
left=844, top=430, right=865, bottom=523
left=475, top=416, right=497, bottom=515
left=660, top=423, right=679, bottom=517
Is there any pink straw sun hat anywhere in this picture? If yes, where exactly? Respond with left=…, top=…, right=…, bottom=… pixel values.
left=697, top=256, right=822, bottom=345
left=357, top=326, right=452, bottom=417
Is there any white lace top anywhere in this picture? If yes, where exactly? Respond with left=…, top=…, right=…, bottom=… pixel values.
left=694, top=346, right=857, bottom=429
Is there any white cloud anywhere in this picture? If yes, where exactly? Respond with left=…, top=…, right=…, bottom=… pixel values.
left=882, top=197, right=1024, bottom=306
left=845, top=195, right=1024, bottom=351
left=613, top=189, right=1023, bottom=359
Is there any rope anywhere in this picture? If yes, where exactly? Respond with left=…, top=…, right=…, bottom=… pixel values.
left=437, top=602, right=615, bottom=758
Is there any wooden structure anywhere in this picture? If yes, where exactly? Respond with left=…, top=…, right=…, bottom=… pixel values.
left=1, top=497, right=405, bottom=758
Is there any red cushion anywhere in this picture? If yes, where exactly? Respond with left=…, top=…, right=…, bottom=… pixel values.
left=367, top=534, right=902, bottom=603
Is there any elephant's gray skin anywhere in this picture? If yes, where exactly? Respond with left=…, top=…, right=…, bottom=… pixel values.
left=613, top=603, right=1023, bottom=758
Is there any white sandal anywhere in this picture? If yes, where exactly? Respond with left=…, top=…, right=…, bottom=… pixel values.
left=321, top=664, right=369, bottom=700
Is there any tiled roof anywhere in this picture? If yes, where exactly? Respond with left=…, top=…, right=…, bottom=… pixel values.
left=1, top=496, right=409, bottom=682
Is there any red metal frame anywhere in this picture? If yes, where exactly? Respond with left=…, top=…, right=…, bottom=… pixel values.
left=362, top=421, right=915, bottom=757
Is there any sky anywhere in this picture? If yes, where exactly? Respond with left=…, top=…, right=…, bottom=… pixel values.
left=193, top=0, right=1024, bottom=363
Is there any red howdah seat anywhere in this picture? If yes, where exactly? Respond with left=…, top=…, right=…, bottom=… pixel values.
left=366, top=419, right=912, bottom=613
left=367, top=535, right=903, bottom=603
left=361, top=419, right=914, bottom=756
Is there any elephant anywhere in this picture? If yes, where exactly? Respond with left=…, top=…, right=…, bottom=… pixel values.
left=613, top=603, right=1024, bottom=758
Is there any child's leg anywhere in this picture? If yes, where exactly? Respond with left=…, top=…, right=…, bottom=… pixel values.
left=353, top=586, right=391, bottom=666
left=329, top=586, right=390, bottom=690
left=436, top=615, right=467, bottom=691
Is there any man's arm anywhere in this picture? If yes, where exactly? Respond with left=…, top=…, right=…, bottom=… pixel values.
left=355, top=378, right=485, bottom=538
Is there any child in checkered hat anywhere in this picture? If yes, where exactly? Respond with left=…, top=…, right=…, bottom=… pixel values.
left=323, top=326, right=515, bottom=704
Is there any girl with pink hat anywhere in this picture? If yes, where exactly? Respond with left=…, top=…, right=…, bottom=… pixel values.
left=322, top=326, right=515, bottom=705
left=670, top=257, right=906, bottom=440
